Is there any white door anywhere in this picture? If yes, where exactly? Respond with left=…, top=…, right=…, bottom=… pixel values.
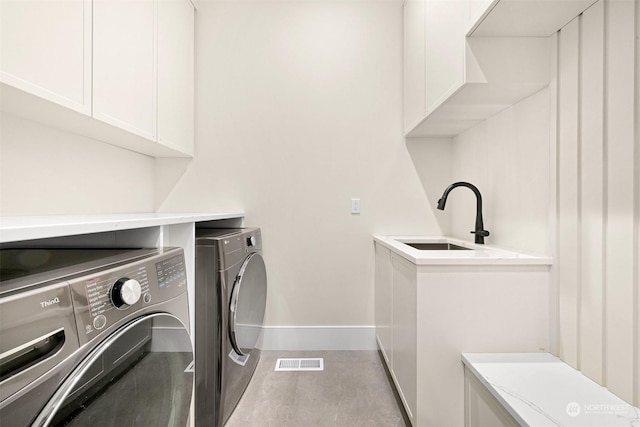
left=93, top=0, right=156, bottom=140
left=157, top=0, right=194, bottom=155
left=0, top=0, right=91, bottom=114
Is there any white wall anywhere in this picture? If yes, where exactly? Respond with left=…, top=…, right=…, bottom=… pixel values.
left=552, top=0, right=639, bottom=406
left=449, top=88, right=551, bottom=256
left=158, top=0, right=449, bottom=327
left=0, top=112, right=155, bottom=215
left=447, top=0, right=639, bottom=407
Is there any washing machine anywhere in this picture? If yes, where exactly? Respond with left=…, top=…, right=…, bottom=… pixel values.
left=195, top=228, right=267, bottom=427
left=0, top=247, right=193, bottom=427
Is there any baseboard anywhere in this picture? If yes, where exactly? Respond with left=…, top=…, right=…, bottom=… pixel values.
left=257, top=326, right=377, bottom=351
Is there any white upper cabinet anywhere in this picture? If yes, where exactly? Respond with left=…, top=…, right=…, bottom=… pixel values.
left=93, top=0, right=157, bottom=141
left=467, top=0, right=598, bottom=37
left=403, top=0, right=427, bottom=133
left=404, top=0, right=597, bottom=138
left=1, top=0, right=195, bottom=158
left=157, top=0, right=195, bottom=156
left=424, top=0, right=465, bottom=114
left=0, top=0, right=91, bottom=115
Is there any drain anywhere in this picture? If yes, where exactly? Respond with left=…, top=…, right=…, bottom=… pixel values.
left=275, top=358, right=324, bottom=371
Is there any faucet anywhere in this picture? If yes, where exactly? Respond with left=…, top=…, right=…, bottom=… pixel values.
left=437, top=182, right=490, bottom=244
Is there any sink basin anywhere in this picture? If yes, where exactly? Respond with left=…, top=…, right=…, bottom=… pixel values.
left=404, top=242, right=472, bottom=251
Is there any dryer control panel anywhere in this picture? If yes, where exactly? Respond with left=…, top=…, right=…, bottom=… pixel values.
left=69, top=248, right=187, bottom=346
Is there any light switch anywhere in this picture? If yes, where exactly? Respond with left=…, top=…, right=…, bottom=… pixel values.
left=351, top=198, right=361, bottom=214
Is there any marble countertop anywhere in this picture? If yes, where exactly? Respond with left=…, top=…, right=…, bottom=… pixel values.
left=374, top=235, right=553, bottom=266
left=462, top=353, right=640, bottom=426
left=0, top=212, right=244, bottom=243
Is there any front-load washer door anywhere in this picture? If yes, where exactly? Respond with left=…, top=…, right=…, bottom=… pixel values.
left=229, top=253, right=267, bottom=356
left=33, top=313, right=193, bottom=427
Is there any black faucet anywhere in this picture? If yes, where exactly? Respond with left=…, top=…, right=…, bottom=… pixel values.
left=437, top=182, right=490, bottom=244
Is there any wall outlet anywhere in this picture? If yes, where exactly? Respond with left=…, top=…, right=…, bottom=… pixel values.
left=351, top=198, right=361, bottom=214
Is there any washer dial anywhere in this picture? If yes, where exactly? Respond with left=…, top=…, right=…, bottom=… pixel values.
left=111, top=278, right=142, bottom=309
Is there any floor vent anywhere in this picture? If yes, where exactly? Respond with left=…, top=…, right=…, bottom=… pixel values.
left=275, top=358, right=324, bottom=372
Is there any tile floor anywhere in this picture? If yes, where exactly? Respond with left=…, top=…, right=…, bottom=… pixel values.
left=225, top=351, right=409, bottom=427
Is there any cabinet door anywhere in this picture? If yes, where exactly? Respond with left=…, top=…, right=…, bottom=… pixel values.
left=425, top=0, right=465, bottom=113
left=0, top=0, right=91, bottom=114
left=93, top=0, right=156, bottom=140
left=157, top=0, right=194, bottom=155
left=374, top=243, right=393, bottom=366
left=465, top=367, right=520, bottom=427
left=391, top=254, right=417, bottom=424
left=403, top=0, right=427, bottom=133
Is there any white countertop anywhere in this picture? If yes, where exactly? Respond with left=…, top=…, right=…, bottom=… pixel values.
left=0, top=212, right=244, bottom=243
left=374, top=235, right=553, bottom=266
left=462, top=353, right=640, bottom=426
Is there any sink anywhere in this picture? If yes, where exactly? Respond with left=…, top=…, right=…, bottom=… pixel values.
left=404, top=242, right=472, bottom=251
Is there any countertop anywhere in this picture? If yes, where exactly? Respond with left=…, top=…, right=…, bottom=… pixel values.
left=462, top=353, right=640, bottom=426
left=374, top=235, right=553, bottom=266
left=0, top=212, right=244, bottom=243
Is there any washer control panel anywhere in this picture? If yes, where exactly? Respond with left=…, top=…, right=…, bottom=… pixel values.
left=69, top=248, right=186, bottom=345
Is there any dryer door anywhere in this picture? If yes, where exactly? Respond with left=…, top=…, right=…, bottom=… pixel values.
left=229, top=253, right=267, bottom=355
left=33, top=313, right=193, bottom=427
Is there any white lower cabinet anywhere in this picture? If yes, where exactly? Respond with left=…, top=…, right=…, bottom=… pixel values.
left=375, top=243, right=418, bottom=425
left=464, top=366, right=519, bottom=427
left=374, top=243, right=393, bottom=366
left=373, top=241, right=549, bottom=426
left=390, top=254, right=417, bottom=424
left=464, top=366, right=520, bottom=427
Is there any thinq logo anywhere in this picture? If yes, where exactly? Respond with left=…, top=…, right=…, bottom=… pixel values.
left=40, top=297, right=61, bottom=308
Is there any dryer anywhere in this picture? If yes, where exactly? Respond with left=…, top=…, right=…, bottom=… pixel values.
left=0, top=247, right=193, bottom=427
left=195, top=228, right=267, bottom=426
